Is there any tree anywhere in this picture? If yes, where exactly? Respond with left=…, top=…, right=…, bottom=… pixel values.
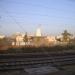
left=62, top=30, right=72, bottom=42
left=23, top=32, right=28, bottom=45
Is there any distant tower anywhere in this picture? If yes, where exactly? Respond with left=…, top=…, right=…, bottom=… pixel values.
left=36, top=26, right=42, bottom=37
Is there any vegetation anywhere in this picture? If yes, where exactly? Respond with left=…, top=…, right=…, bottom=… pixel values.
left=0, top=43, right=75, bottom=53
left=0, top=37, right=11, bottom=46
left=62, top=30, right=72, bottom=42
left=0, top=30, right=75, bottom=53
left=23, top=32, right=28, bottom=45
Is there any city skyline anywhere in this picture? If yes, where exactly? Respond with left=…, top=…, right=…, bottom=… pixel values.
left=0, top=0, right=75, bottom=36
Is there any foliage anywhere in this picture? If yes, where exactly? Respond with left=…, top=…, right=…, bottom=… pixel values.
left=23, top=32, right=28, bottom=43
left=62, top=30, right=72, bottom=42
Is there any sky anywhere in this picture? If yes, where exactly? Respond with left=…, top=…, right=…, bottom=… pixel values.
left=0, top=0, right=75, bottom=36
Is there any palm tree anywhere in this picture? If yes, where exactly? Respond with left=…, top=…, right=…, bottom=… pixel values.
left=62, top=30, right=72, bottom=42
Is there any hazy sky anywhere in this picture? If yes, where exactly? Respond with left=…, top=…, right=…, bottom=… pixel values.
left=0, top=0, right=75, bottom=36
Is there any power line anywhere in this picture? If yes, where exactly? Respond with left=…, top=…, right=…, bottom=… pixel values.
left=4, top=0, right=75, bottom=14
left=0, top=1, right=75, bottom=20
left=23, top=12, right=75, bottom=20
left=9, top=12, right=75, bottom=21
left=0, top=2, right=75, bottom=34
left=1, top=7, right=25, bottom=32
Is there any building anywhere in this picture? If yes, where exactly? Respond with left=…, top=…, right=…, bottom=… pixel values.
left=12, top=32, right=31, bottom=46
left=12, top=32, right=25, bottom=46
left=46, top=36, right=56, bottom=45
left=11, top=27, right=57, bottom=47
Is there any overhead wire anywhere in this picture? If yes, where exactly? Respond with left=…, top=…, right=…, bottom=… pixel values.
left=0, top=7, right=25, bottom=33
left=0, top=0, right=75, bottom=34
left=0, top=0, right=75, bottom=21
left=4, top=0, right=75, bottom=14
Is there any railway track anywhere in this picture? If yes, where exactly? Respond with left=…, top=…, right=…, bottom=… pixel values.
left=0, top=52, right=75, bottom=70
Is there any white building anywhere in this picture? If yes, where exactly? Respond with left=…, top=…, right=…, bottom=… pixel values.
left=46, top=36, right=57, bottom=45
left=12, top=33, right=25, bottom=46
left=12, top=32, right=31, bottom=46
